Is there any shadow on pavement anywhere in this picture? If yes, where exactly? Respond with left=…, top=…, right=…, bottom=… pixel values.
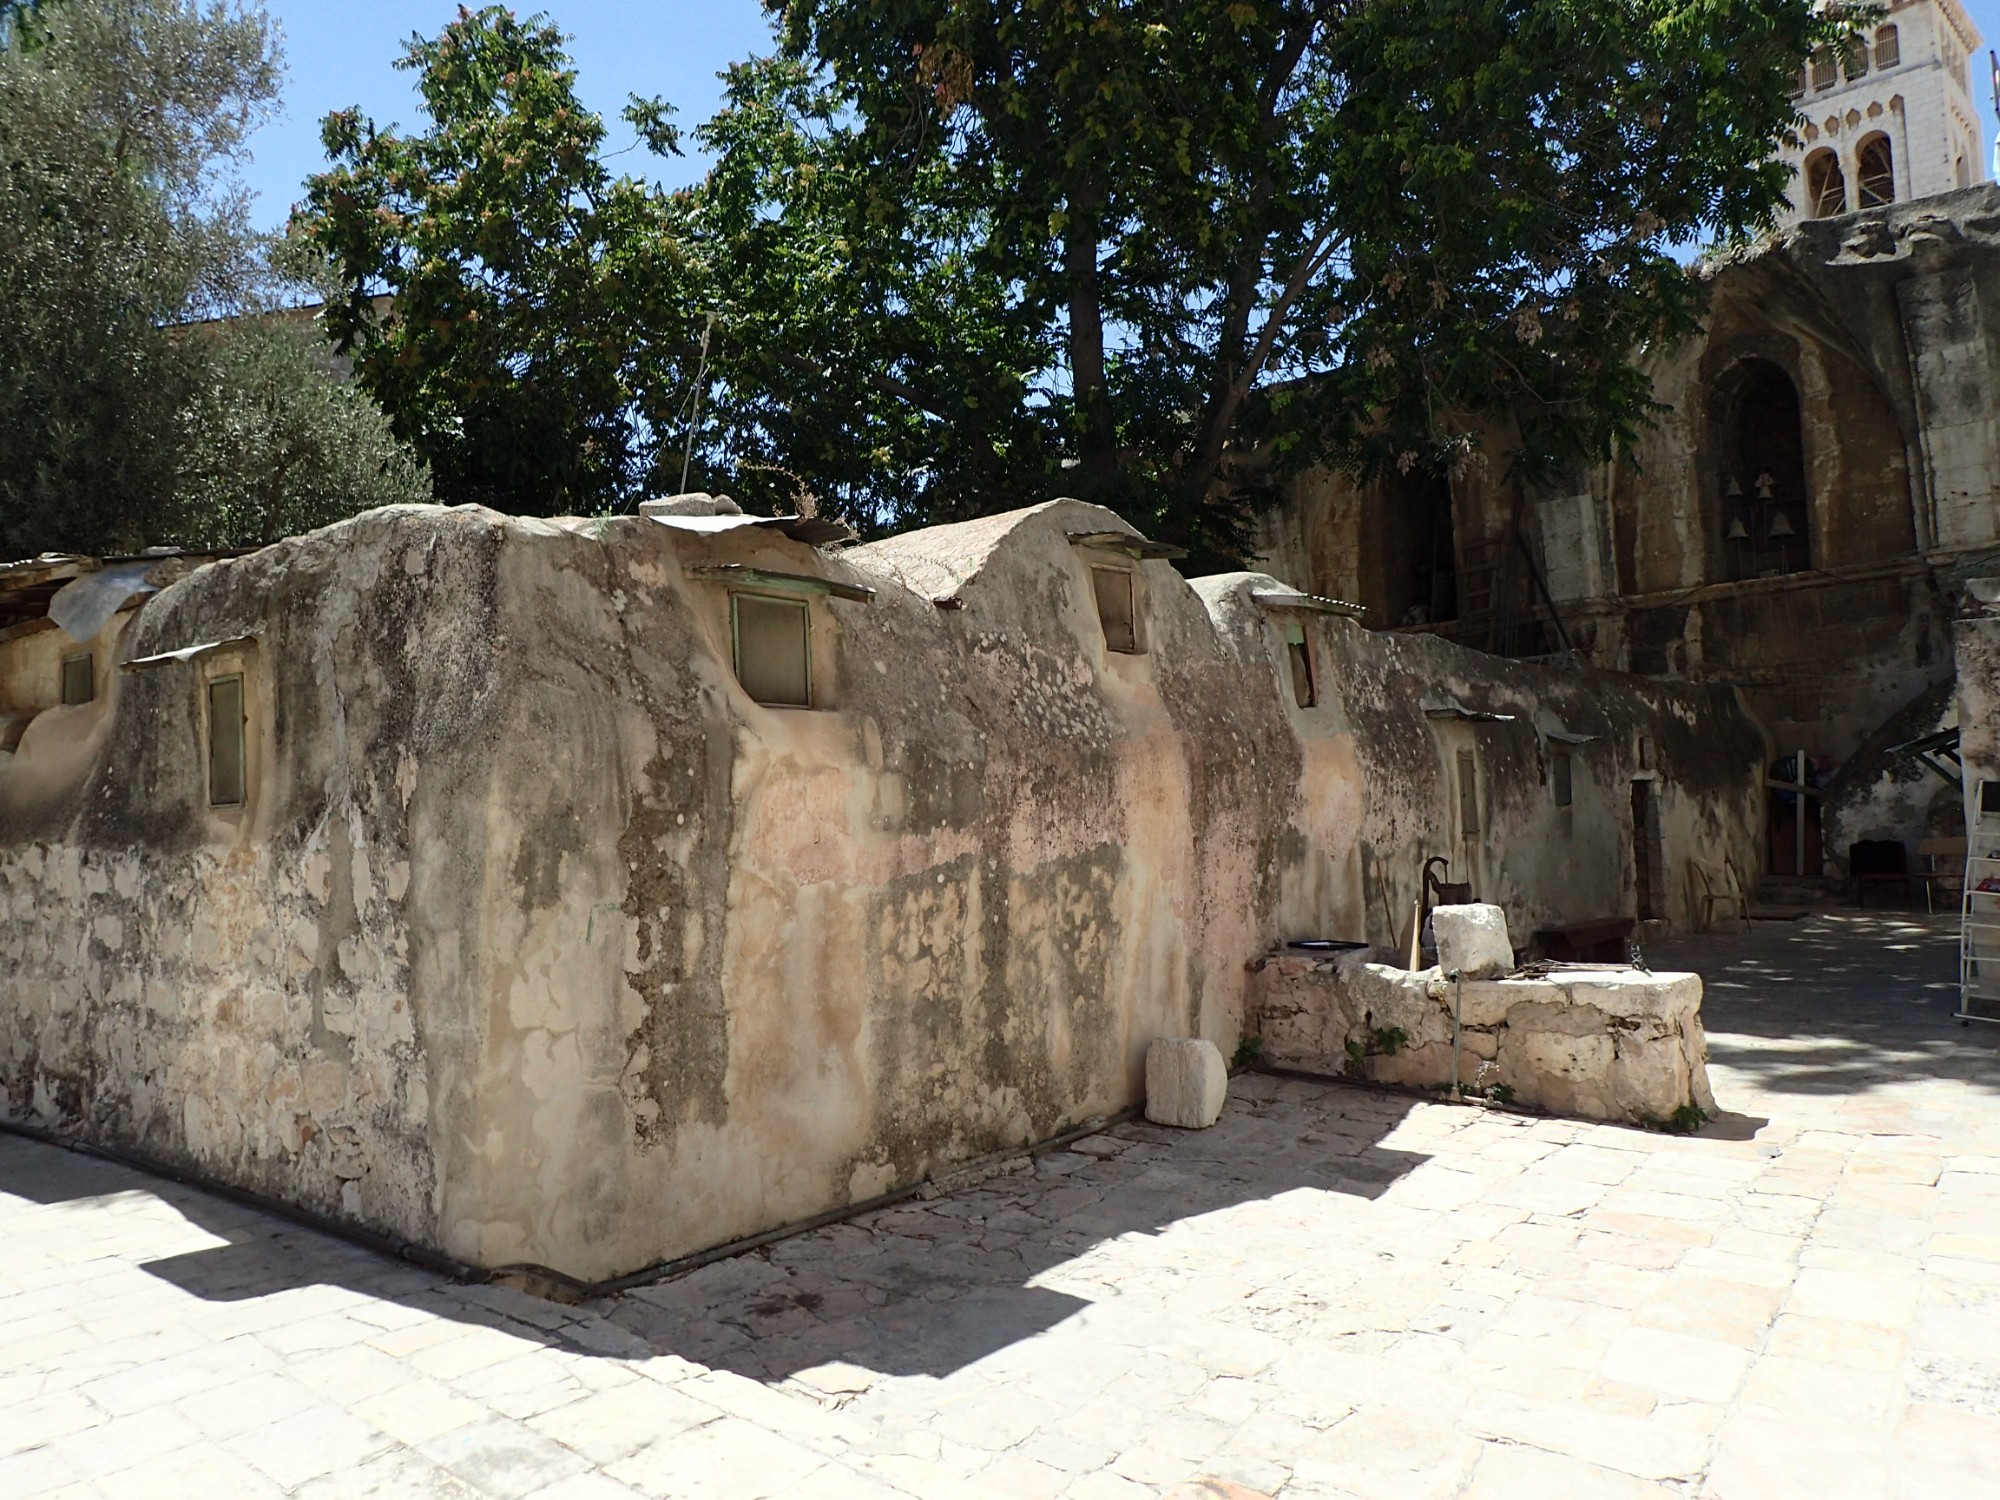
left=1, top=1075, right=1431, bottom=1383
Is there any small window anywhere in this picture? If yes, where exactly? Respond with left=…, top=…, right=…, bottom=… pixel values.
left=732, top=593, right=811, bottom=707
left=1857, top=134, right=1894, bottom=207
left=1285, top=623, right=1316, bottom=708
left=1809, top=47, right=1837, bottom=90
left=60, top=653, right=93, bottom=706
left=1552, top=748, right=1573, bottom=808
left=1091, top=567, right=1139, bottom=654
left=1791, top=65, right=1807, bottom=98
left=1457, top=749, right=1480, bottom=836
left=1839, top=35, right=1869, bottom=80
left=207, top=674, right=245, bottom=808
left=1874, top=24, right=1898, bottom=69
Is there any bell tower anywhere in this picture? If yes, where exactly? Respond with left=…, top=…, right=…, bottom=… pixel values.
left=1776, top=0, right=1988, bottom=225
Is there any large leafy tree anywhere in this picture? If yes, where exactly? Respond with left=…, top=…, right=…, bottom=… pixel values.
left=0, top=0, right=428, bottom=558
left=297, top=2, right=1839, bottom=557
left=724, top=0, right=1842, bottom=559
left=295, top=7, right=702, bottom=515
left=688, top=55, right=1058, bottom=529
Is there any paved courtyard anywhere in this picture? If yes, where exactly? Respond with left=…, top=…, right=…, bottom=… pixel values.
left=4, top=911, right=1999, bottom=1498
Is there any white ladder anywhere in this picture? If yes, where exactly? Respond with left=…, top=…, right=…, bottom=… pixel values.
left=1960, top=780, right=2000, bottom=1023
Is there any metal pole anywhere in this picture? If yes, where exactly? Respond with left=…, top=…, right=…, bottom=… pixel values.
left=1795, top=749, right=1807, bottom=880
left=1451, top=969, right=1464, bottom=1099
left=680, top=313, right=717, bottom=495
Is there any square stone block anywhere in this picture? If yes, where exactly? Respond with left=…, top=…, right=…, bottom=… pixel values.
left=1146, top=1038, right=1228, bottom=1129
left=1433, top=904, right=1513, bottom=979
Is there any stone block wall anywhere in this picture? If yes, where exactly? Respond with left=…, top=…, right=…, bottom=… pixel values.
left=1249, top=952, right=1715, bottom=1128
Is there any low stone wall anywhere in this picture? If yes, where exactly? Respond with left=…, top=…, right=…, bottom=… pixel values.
left=1248, top=952, right=1715, bottom=1127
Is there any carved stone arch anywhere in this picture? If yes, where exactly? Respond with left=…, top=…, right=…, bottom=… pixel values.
left=1696, top=272, right=1916, bottom=574
left=1855, top=131, right=1895, bottom=207
left=1804, top=148, right=1847, bottom=218
left=1703, top=351, right=1813, bottom=581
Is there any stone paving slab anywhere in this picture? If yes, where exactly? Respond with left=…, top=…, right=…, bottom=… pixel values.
left=4, top=912, right=2000, bottom=1496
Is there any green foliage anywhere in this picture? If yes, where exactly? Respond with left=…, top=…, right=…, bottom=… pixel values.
left=178, top=317, right=431, bottom=548
left=1229, top=1036, right=1265, bottom=1072
left=1639, top=1102, right=1711, bottom=1133
left=731, top=0, right=1841, bottom=556
left=688, top=54, right=1057, bottom=527
left=1667, top=1102, right=1711, bottom=1134
left=0, top=0, right=428, bottom=557
left=294, top=0, right=1844, bottom=553
left=1344, top=1024, right=1410, bottom=1073
left=293, top=7, right=702, bottom=515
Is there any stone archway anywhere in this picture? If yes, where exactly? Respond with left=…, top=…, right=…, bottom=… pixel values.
left=1708, top=357, right=1813, bottom=582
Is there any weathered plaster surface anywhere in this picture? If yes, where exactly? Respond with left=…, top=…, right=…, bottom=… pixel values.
left=1956, top=586, right=2000, bottom=815
left=0, top=500, right=1763, bottom=1280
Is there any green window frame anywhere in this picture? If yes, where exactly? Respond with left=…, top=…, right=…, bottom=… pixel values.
left=731, top=592, right=812, bottom=708
left=207, top=673, right=246, bottom=807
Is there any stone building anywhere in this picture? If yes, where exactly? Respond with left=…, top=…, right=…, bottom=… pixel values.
left=0, top=500, right=1760, bottom=1282
left=1778, top=0, right=1987, bottom=224
left=1255, top=184, right=2000, bottom=883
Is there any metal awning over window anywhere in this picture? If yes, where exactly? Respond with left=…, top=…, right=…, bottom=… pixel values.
left=1066, top=530, right=1187, bottom=561
left=1421, top=694, right=1516, bottom=723
left=1250, top=589, right=1366, bottom=618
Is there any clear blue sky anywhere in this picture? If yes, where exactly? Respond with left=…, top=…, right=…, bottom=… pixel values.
left=242, top=0, right=2000, bottom=234
left=241, top=0, right=777, bottom=230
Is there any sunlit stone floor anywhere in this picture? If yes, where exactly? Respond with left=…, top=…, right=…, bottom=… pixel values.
left=3, top=911, right=1997, bottom=1498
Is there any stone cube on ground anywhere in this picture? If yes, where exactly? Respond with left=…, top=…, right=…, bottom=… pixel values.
left=1145, top=1038, right=1229, bottom=1129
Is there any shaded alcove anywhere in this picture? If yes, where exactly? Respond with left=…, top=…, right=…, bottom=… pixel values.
left=1360, top=467, right=1457, bottom=627
left=1708, top=358, right=1813, bottom=582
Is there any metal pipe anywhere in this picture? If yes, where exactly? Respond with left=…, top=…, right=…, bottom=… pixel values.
left=1800, top=748, right=1816, bottom=880
left=1451, top=968, right=1464, bottom=1098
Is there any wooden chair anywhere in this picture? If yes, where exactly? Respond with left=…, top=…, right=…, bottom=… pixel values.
left=1915, top=836, right=1967, bottom=914
left=1690, top=858, right=1751, bottom=932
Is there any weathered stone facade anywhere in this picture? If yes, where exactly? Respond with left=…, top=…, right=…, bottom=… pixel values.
left=1257, top=185, right=2000, bottom=882
left=0, top=499, right=1763, bottom=1282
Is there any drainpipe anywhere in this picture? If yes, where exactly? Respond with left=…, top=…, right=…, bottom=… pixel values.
left=1451, top=969, right=1465, bottom=1099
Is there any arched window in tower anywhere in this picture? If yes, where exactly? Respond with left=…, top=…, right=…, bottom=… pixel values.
left=1874, top=24, right=1899, bottom=68
left=1805, top=149, right=1847, bottom=218
left=1840, top=35, right=1869, bottom=79
left=1810, top=47, right=1837, bottom=90
left=1711, top=359, right=1812, bottom=582
left=1856, top=134, right=1895, bottom=206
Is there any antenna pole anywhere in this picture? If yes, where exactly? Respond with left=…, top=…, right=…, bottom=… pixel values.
left=680, top=312, right=717, bottom=495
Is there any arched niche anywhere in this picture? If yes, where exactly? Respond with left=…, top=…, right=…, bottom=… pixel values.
left=1804, top=148, right=1847, bottom=219
left=1856, top=133, right=1894, bottom=207
left=1707, top=357, right=1813, bottom=581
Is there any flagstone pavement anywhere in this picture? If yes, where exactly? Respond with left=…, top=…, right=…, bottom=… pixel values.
left=4, top=910, right=2000, bottom=1498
